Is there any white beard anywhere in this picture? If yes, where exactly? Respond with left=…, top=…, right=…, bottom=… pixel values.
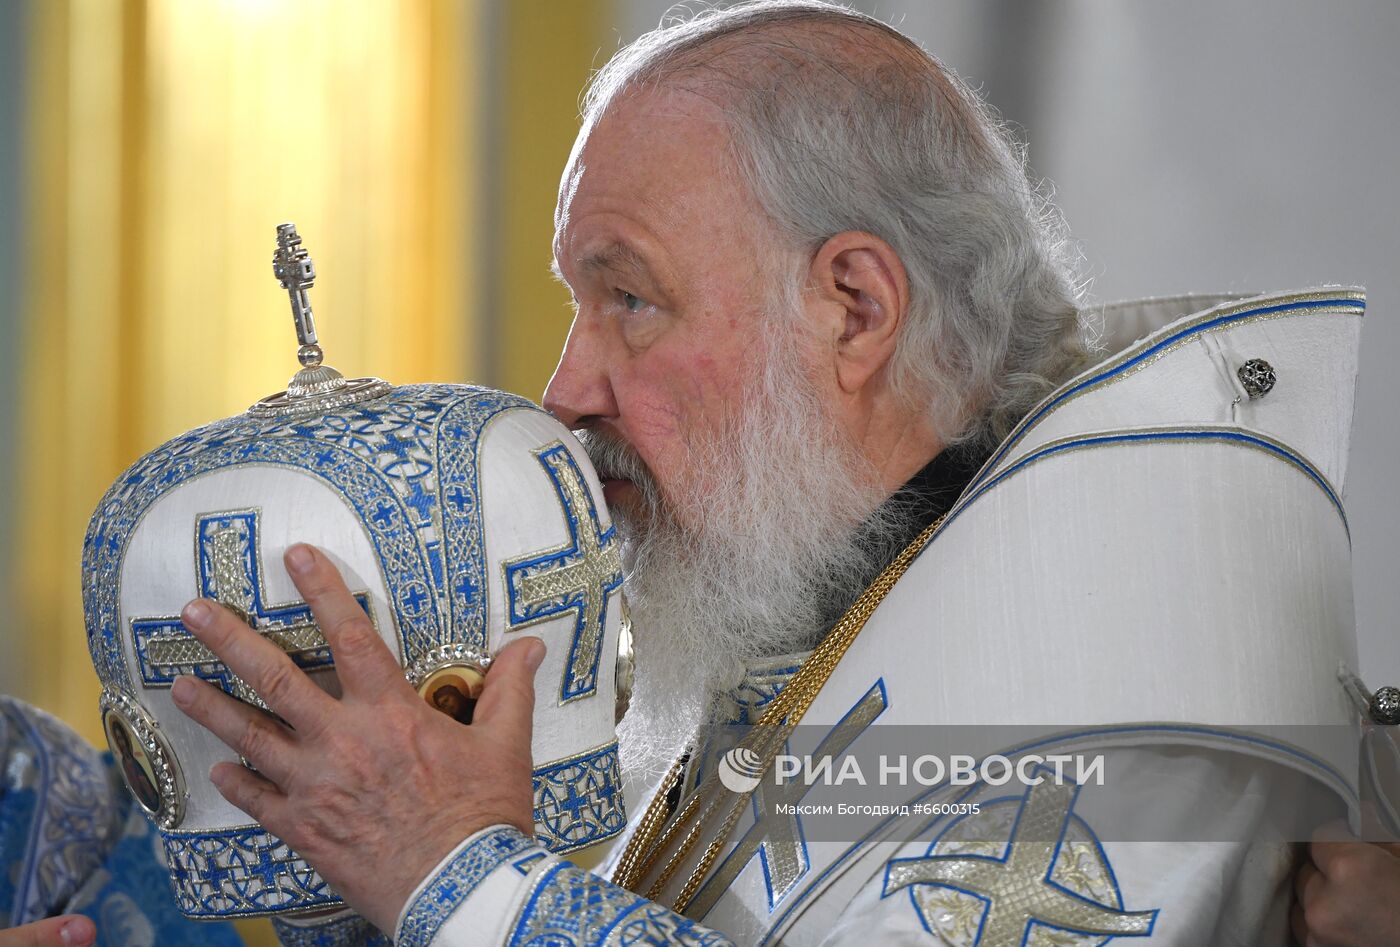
left=578, top=332, right=906, bottom=794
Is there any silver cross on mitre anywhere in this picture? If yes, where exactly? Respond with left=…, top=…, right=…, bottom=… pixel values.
left=250, top=222, right=389, bottom=418
left=272, top=222, right=322, bottom=365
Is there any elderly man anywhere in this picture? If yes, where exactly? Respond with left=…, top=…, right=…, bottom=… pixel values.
left=157, top=3, right=1395, bottom=946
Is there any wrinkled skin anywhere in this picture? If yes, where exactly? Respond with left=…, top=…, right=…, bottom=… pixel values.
left=544, top=87, right=932, bottom=521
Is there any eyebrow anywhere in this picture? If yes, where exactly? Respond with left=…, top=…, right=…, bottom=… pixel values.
left=576, top=241, right=656, bottom=282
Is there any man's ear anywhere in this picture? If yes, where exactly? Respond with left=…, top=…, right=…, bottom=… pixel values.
left=805, top=231, right=909, bottom=395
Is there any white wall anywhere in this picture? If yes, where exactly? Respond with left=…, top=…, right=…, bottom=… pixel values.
left=616, top=0, right=1400, bottom=685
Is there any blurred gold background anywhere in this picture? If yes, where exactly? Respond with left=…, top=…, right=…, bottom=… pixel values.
left=3, top=1, right=609, bottom=942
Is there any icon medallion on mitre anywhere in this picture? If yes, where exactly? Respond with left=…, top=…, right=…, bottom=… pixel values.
left=83, top=224, right=628, bottom=919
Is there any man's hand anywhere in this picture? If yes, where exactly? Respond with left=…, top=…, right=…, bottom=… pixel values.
left=171, top=543, right=544, bottom=934
left=1292, top=821, right=1400, bottom=946
left=0, top=917, right=95, bottom=947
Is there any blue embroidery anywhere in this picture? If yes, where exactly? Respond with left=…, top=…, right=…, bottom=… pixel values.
left=0, top=699, right=119, bottom=927
left=397, top=826, right=539, bottom=947
left=79, top=384, right=631, bottom=920
left=503, top=443, right=623, bottom=703
left=608, top=902, right=737, bottom=946
left=72, top=804, right=243, bottom=946
left=509, top=862, right=737, bottom=946
left=725, top=664, right=801, bottom=726
left=763, top=723, right=1357, bottom=945
left=532, top=741, right=626, bottom=854
left=437, top=392, right=539, bottom=649
left=83, top=384, right=534, bottom=691
left=161, top=824, right=342, bottom=918
left=0, top=697, right=239, bottom=943
left=273, top=912, right=392, bottom=946
left=514, top=852, right=548, bottom=875
left=129, top=509, right=369, bottom=694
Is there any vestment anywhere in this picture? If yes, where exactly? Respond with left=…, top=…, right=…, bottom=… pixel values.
left=0, top=696, right=243, bottom=944
left=387, top=288, right=1366, bottom=946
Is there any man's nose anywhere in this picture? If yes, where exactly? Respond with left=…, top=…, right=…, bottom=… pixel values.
left=543, top=319, right=616, bottom=430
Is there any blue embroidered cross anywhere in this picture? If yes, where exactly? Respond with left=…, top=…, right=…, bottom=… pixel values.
left=401, top=583, right=429, bottom=615
left=130, top=509, right=371, bottom=705
left=558, top=783, right=589, bottom=821
left=249, top=846, right=289, bottom=889
left=503, top=443, right=623, bottom=702
left=444, top=484, right=471, bottom=514
left=372, top=501, right=398, bottom=527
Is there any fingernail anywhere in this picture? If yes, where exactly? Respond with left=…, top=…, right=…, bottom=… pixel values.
left=171, top=676, right=196, bottom=707
left=60, top=916, right=95, bottom=946
left=209, top=764, right=227, bottom=787
left=525, top=639, right=546, bottom=672
left=286, top=544, right=315, bottom=574
left=182, top=599, right=211, bottom=629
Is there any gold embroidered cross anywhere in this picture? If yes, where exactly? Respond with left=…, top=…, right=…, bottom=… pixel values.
left=884, top=778, right=1158, bottom=941
left=503, top=442, right=623, bottom=703
left=131, top=509, right=369, bottom=707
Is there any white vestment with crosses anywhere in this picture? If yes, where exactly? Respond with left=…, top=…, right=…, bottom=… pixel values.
left=353, top=287, right=1370, bottom=946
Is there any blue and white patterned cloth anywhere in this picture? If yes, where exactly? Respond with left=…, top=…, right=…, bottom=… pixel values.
left=0, top=695, right=243, bottom=945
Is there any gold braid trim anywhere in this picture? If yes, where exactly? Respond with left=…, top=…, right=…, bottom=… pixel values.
left=611, top=514, right=947, bottom=911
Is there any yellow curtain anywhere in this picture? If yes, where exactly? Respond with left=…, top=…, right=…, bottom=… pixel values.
left=16, top=0, right=608, bottom=940
left=492, top=0, right=611, bottom=401
left=18, top=0, right=480, bottom=744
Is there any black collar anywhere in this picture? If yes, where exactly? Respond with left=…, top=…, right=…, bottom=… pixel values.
left=876, top=443, right=989, bottom=555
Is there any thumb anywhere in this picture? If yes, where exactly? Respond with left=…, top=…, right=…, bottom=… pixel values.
left=0, top=915, right=96, bottom=947
left=473, top=637, right=545, bottom=740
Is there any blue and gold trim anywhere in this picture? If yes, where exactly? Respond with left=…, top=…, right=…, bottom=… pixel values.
left=81, top=383, right=539, bottom=920
left=129, top=508, right=370, bottom=694
left=532, top=740, right=627, bottom=854
left=272, top=911, right=391, bottom=946
left=510, top=860, right=737, bottom=946
left=83, top=384, right=530, bottom=695
left=882, top=771, right=1158, bottom=944
left=437, top=390, right=540, bottom=650
left=397, top=826, right=539, bottom=947
left=161, top=824, right=341, bottom=918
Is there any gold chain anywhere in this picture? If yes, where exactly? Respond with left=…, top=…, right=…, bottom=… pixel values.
left=611, top=513, right=948, bottom=908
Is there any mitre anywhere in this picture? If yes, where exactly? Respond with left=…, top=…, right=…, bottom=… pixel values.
left=82, top=224, right=629, bottom=920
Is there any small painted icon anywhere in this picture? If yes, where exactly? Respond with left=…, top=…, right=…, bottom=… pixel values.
left=104, top=708, right=162, bottom=815
left=417, top=664, right=485, bottom=725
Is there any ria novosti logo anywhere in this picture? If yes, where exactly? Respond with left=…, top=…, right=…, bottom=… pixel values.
left=715, top=746, right=1107, bottom=792
left=717, top=746, right=766, bottom=793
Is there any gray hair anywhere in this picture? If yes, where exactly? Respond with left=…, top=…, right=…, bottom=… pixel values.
left=584, top=0, right=1095, bottom=449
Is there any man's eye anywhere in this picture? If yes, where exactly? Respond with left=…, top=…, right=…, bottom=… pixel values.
left=622, top=291, right=646, bottom=313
